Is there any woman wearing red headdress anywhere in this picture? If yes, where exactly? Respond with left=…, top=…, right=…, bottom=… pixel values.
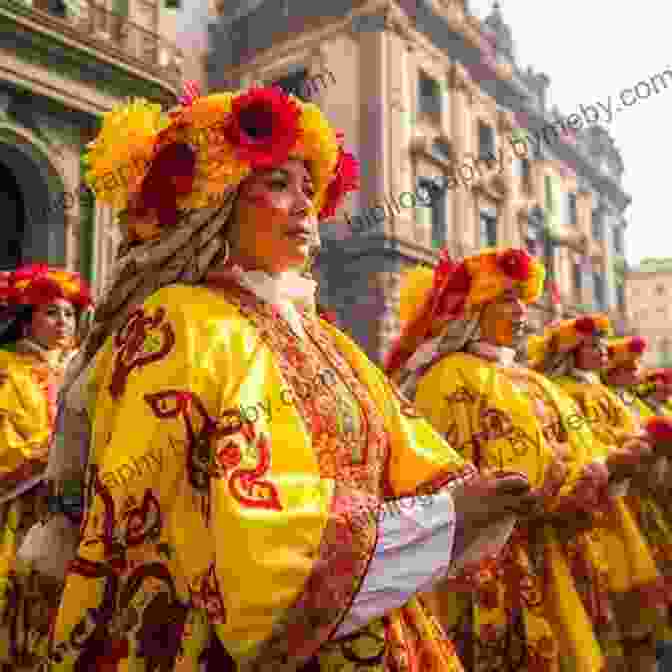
left=41, top=85, right=539, bottom=672
left=0, top=264, right=91, bottom=671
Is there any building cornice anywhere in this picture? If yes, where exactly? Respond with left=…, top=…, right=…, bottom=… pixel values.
left=0, top=0, right=179, bottom=106
left=322, top=231, right=441, bottom=266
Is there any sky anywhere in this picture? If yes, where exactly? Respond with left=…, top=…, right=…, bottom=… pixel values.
left=175, top=1, right=671, bottom=265
left=468, top=0, right=671, bottom=266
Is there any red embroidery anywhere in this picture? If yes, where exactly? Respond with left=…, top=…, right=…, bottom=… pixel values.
left=213, top=420, right=282, bottom=510
left=145, top=390, right=283, bottom=512
left=109, top=307, right=176, bottom=399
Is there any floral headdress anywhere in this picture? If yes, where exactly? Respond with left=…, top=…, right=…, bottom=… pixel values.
left=386, top=248, right=545, bottom=376
left=605, top=336, right=647, bottom=372
left=0, top=264, right=92, bottom=309
left=643, top=368, right=672, bottom=385
left=635, top=368, right=672, bottom=397
left=84, top=83, right=359, bottom=244
left=527, top=314, right=612, bottom=371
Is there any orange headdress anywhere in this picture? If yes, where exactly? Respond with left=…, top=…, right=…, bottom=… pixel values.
left=85, top=84, right=359, bottom=243
left=0, top=264, right=92, bottom=310
left=605, top=336, right=647, bottom=372
left=385, top=247, right=545, bottom=375
left=527, top=313, right=612, bottom=369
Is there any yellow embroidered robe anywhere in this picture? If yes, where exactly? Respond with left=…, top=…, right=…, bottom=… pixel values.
left=48, top=282, right=475, bottom=672
left=413, top=353, right=605, bottom=672
left=0, top=346, right=65, bottom=669
left=615, top=390, right=672, bottom=619
left=553, top=377, right=668, bottom=635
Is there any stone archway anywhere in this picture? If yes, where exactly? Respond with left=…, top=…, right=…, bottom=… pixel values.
left=0, top=125, right=67, bottom=271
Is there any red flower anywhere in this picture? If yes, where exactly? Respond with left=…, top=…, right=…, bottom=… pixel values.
left=12, top=263, right=50, bottom=283
left=574, top=316, right=596, bottom=335
left=497, top=249, right=531, bottom=281
left=6, top=265, right=92, bottom=308
left=629, top=336, right=647, bottom=354
left=318, top=133, right=360, bottom=219
left=224, top=86, right=302, bottom=169
left=216, top=441, right=242, bottom=470
left=435, top=262, right=471, bottom=317
left=645, top=416, right=672, bottom=443
left=132, top=142, right=197, bottom=229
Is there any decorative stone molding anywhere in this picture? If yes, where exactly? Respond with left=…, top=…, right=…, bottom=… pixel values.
left=497, top=108, right=516, bottom=134
left=444, top=1, right=466, bottom=35
left=494, top=61, right=513, bottom=81
left=451, top=62, right=478, bottom=103
left=473, top=173, right=507, bottom=201
left=408, top=133, right=455, bottom=169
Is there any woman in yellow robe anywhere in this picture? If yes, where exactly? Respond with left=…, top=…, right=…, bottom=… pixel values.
left=604, top=349, right=672, bottom=660
left=384, top=248, right=623, bottom=672
left=634, top=370, right=672, bottom=519
left=529, top=318, right=669, bottom=672
left=42, top=86, right=536, bottom=672
left=0, top=265, right=91, bottom=671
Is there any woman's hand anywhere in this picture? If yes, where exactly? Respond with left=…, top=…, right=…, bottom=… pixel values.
left=450, top=471, right=535, bottom=525
left=446, top=471, right=534, bottom=578
left=607, top=437, right=652, bottom=482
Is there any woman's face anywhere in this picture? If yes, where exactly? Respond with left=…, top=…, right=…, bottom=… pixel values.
left=479, top=289, right=528, bottom=348
left=605, top=364, right=642, bottom=387
left=574, top=337, right=608, bottom=371
left=30, top=299, right=76, bottom=350
left=227, top=159, right=318, bottom=274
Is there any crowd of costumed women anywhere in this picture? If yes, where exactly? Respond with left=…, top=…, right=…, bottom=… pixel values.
left=0, top=83, right=670, bottom=672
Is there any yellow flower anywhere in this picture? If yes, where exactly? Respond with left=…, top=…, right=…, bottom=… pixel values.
left=85, top=99, right=169, bottom=209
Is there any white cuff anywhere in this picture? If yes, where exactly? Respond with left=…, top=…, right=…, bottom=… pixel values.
left=334, top=489, right=456, bottom=638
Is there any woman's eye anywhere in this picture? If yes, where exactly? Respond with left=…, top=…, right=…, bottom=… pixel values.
left=269, top=179, right=288, bottom=190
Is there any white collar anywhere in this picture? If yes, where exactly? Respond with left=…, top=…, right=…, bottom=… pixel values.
left=467, top=341, right=517, bottom=366
left=229, top=265, right=317, bottom=338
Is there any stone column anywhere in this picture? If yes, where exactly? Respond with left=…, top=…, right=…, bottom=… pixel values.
left=497, top=110, right=516, bottom=246
left=576, top=190, right=593, bottom=307
left=602, top=208, right=616, bottom=310
left=387, top=28, right=414, bottom=239
left=359, top=28, right=390, bottom=235
left=450, top=63, right=475, bottom=251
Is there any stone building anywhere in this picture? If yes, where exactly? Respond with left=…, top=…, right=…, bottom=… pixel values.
left=207, top=0, right=631, bottom=362
left=0, top=0, right=182, bottom=296
left=626, top=259, right=672, bottom=367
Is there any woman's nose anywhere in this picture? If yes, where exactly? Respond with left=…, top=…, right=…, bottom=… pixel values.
left=292, top=186, right=313, bottom=211
left=511, top=300, right=525, bottom=317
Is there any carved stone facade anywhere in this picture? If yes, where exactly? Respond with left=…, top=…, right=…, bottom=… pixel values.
left=208, top=0, right=631, bottom=362
left=0, top=0, right=182, bottom=296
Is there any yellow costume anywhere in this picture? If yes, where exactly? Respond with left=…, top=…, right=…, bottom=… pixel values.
left=605, top=351, right=672, bottom=640
left=386, top=249, right=613, bottom=672
left=415, top=353, right=614, bottom=672
left=46, top=83, right=514, bottom=672
left=0, top=265, right=91, bottom=671
left=48, top=280, right=475, bottom=671
left=529, top=320, right=669, bottom=668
